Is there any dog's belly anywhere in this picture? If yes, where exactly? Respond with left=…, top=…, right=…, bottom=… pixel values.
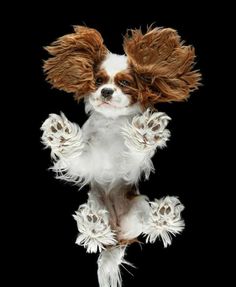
left=65, top=123, right=152, bottom=184
left=86, top=135, right=127, bottom=180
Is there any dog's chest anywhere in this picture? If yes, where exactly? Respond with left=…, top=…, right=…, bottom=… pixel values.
left=90, top=123, right=124, bottom=156
left=83, top=115, right=128, bottom=170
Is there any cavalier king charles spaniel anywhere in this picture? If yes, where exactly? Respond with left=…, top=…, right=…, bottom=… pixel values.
left=41, top=26, right=201, bottom=287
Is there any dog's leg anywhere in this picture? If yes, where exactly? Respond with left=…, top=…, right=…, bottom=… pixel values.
left=41, top=113, right=84, bottom=159
left=122, top=108, right=171, bottom=153
left=108, top=185, right=150, bottom=242
left=118, top=194, right=150, bottom=241
left=142, top=196, right=185, bottom=247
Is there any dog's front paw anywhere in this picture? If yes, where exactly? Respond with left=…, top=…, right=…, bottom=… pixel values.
left=41, top=113, right=83, bottom=158
left=123, top=109, right=171, bottom=152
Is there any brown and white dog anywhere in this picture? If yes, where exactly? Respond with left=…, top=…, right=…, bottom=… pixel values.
left=41, top=26, right=201, bottom=287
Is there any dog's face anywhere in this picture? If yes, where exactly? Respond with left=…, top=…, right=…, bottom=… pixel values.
left=44, top=26, right=201, bottom=117
left=88, top=53, right=141, bottom=117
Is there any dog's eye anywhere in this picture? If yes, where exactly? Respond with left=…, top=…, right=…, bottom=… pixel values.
left=119, top=80, right=130, bottom=87
left=95, top=77, right=103, bottom=86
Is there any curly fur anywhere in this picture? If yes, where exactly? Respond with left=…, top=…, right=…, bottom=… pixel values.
left=44, top=26, right=108, bottom=98
left=123, top=26, right=201, bottom=105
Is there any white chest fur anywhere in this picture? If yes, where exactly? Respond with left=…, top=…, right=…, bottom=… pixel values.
left=81, top=113, right=132, bottom=183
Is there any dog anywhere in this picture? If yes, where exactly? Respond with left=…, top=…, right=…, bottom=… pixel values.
left=41, top=26, right=201, bottom=287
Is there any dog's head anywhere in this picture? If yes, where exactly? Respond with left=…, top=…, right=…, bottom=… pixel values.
left=44, top=26, right=201, bottom=118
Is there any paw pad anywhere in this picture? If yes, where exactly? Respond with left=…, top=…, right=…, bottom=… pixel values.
left=143, top=196, right=185, bottom=247
left=41, top=113, right=83, bottom=157
left=122, top=108, right=171, bottom=152
left=73, top=201, right=117, bottom=253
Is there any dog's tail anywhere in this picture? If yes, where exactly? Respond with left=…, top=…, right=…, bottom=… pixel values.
left=97, top=246, right=133, bottom=287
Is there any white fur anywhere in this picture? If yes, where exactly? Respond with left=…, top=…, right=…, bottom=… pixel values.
left=122, top=108, right=171, bottom=152
left=86, top=97, right=141, bottom=119
left=44, top=111, right=159, bottom=187
left=97, top=246, right=134, bottom=287
left=143, top=197, right=185, bottom=247
left=73, top=196, right=117, bottom=253
left=118, top=195, right=150, bottom=240
left=41, top=112, right=84, bottom=160
left=101, top=53, right=128, bottom=77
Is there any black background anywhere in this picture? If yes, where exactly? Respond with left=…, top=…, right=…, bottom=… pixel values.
left=11, top=2, right=226, bottom=286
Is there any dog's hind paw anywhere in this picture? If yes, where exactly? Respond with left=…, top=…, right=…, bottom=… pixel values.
left=73, top=200, right=117, bottom=253
left=142, top=196, right=185, bottom=247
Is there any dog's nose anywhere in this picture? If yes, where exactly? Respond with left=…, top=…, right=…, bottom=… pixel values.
left=101, top=88, right=114, bottom=100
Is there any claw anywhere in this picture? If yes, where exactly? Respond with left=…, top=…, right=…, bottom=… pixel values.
left=123, top=110, right=171, bottom=152
left=41, top=113, right=84, bottom=158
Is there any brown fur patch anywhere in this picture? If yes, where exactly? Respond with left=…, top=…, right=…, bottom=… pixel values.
left=114, top=70, right=139, bottom=104
left=125, top=184, right=139, bottom=200
left=114, top=71, right=136, bottom=87
left=123, top=26, right=201, bottom=106
left=118, top=238, right=140, bottom=245
left=94, top=69, right=109, bottom=86
left=43, top=26, right=108, bottom=100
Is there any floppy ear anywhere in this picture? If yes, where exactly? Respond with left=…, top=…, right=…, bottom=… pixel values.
left=44, top=26, right=108, bottom=100
left=123, top=27, right=201, bottom=105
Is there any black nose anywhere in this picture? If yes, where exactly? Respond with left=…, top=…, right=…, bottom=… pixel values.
left=101, top=88, right=114, bottom=100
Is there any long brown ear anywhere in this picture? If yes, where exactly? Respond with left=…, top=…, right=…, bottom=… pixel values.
left=44, top=26, right=108, bottom=100
left=123, top=27, right=201, bottom=104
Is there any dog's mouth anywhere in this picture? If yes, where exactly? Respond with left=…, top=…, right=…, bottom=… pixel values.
left=98, top=101, right=121, bottom=108
left=99, top=101, right=110, bottom=106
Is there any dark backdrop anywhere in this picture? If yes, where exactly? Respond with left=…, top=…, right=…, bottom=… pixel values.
left=13, top=2, right=223, bottom=286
